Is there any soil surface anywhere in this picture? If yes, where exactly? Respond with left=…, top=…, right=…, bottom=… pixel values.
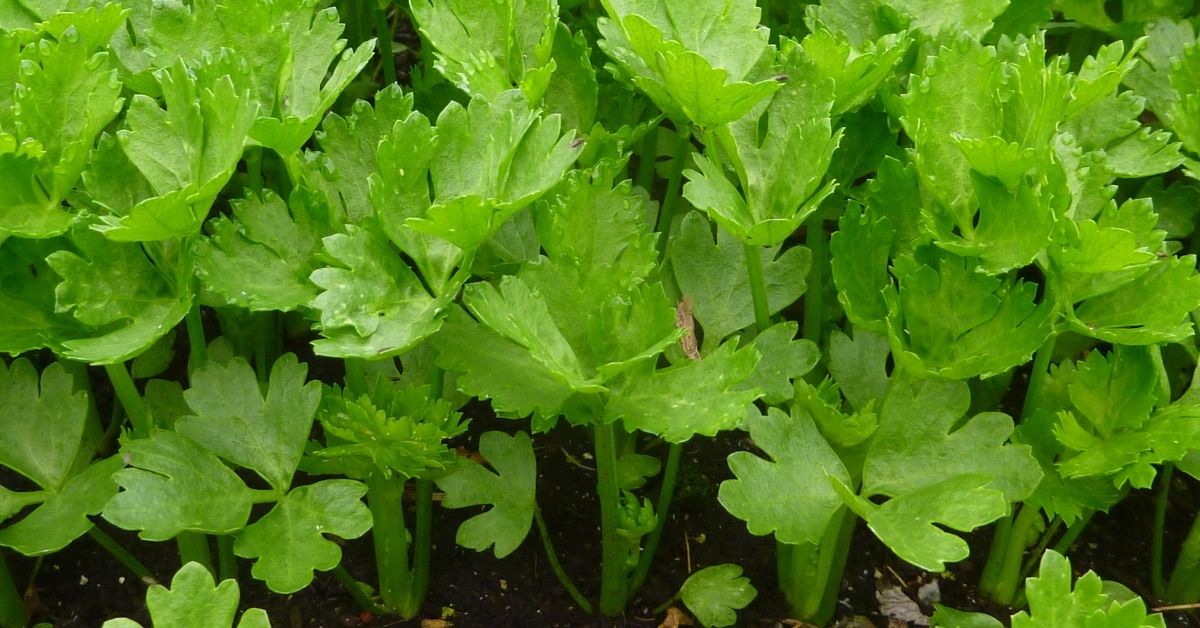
left=22, top=411, right=1200, bottom=627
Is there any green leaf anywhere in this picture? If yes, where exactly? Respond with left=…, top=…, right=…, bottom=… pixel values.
left=799, top=29, right=910, bottom=116
left=0, top=455, right=123, bottom=556
left=309, top=225, right=444, bottom=358
left=410, top=0, right=558, bottom=100
left=597, top=0, right=779, bottom=127
left=196, top=189, right=326, bottom=312
left=0, top=360, right=86, bottom=491
left=463, top=275, right=601, bottom=392
left=103, top=430, right=256, bottom=541
left=885, top=250, right=1053, bottom=379
left=0, top=236, right=86, bottom=355
left=97, top=53, right=258, bottom=241
left=433, top=307, right=576, bottom=429
left=406, top=92, right=580, bottom=252
left=833, top=474, right=1008, bottom=572
left=248, top=7, right=375, bottom=154
left=670, top=212, right=810, bottom=343
left=740, top=322, right=819, bottom=404
left=830, top=204, right=894, bottom=333
left=176, top=354, right=321, bottom=493
left=1068, top=256, right=1200, bottom=345
left=679, top=564, right=757, bottom=628
left=606, top=340, right=760, bottom=443
left=899, top=35, right=1002, bottom=215
left=1011, top=551, right=1166, bottom=628
left=233, top=479, right=371, bottom=594
left=314, top=379, right=467, bottom=480
left=543, top=23, right=599, bottom=132
left=131, top=330, right=176, bottom=379
left=880, top=0, right=1010, bottom=37
left=863, top=379, right=1041, bottom=502
left=311, top=84, right=415, bottom=224
left=719, top=408, right=850, bottom=545
left=0, top=11, right=123, bottom=238
left=369, top=105, right=461, bottom=293
left=827, top=328, right=891, bottom=414
left=931, top=605, right=1004, bottom=628
left=101, top=561, right=271, bottom=628
left=436, top=431, right=536, bottom=558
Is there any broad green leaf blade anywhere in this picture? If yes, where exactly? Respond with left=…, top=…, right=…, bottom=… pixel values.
left=719, top=408, right=850, bottom=545
left=685, top=47, right=840, bottom=247
left=103, top=430, right=256, bottom=541
left=827, top=328, right=891, bottom=414
left=0, top=360, right=86, bottom=491
left=433, top=307, right=575, bottom=429
left=196, top=189, right=326, bottom=312
left=679, top=564, right=757, bottom=628
left=597, top=0, right=778, bottom=126
left=931, top=606, right=1004, bottom=628
left=606, top=340, right=761, bottom=443
left=830, top=204, right=894, bottom=333
left=0, top=455, right=123, bottom=556
left=407, top=93, right=580, bottom=252
left=463, top=275, right=600, bottom=392
left=1012, top=550, right=1166, bottom=628
left=144, top=562, right=261, bottom=628
left=436, top=431, right=536, bottom=558
left=249, top=7, right=375, bottom=155
left=880, top=0, right=1009, bottom=37
left=233, top=479, right=371, bottom=594
left=833, top=474, right=1008, bottom=572
left=312, top=84, right=415, bottom=224
left=46, top=228, right=192, bottom=365
left=99, top=53, right=258, bottom=241
left=670, top=212, right=810, bottom=343
left=1068, top=256, right=1200, bottom=345
left=309, top=225, right=444, bottom=359
left=176, top=354, right=321, bottom=492
left=740, top=322, right=819, bottom=405
left=411, top=0, right=558, bottom=100
left=1, top=13, right=123, bottom=237
left=0, top=236, right=86, bottom=355
left=864, top=379, right=1042, bottom=502
left=885, top=250, right=1053, bottom=379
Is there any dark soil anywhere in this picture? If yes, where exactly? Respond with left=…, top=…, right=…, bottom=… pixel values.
left=21, top=410, right=1200, bottom=627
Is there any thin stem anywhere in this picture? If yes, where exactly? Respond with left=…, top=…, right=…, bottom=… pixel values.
left=635, top=127, right=658, bottom=194
left=778, top=508, right=856, bottom=624
left=654, top=126, right=692, bottom=259
left=629, top=442, right=682, bottom=595
left=0, top=552, right=25, bottom=628
left=185, top=305, right=207, bottom=376
left=803, top=210, right=827, bottom=348
left=175, top=532, right=213, bottom=575
left=87, top=525, right=155, bottom=583
left=398, top=478, right=434, bottom=617
left=1154, top=465, right=1175, bottom=600
left=534, top=508, right=594, bottom=614
left=1168, top=507, right=1200, bottom=603
left=594, top=421, right=629, bottom=616
left=1020, top=335, right=1057, bottom=421
left=368, top=472, right=413, bottom=615
left=345, top=358, right=368, bottom=397
left=245, top=147, right=264, bottom=194
left=333, top=564, right=388, bottom=616
left=217, top=535, right=237, bottom=583
left=1020, top=517, right=1063, bottom=580
left=989, top=504, right=1042, bottom=606
left=980, top=513, right=1014, bottom=594
left=1050, top=510, right=1094, bottom=555
left=104, top=362, right=151, bottom=437
left=374, top=2, right=397, bottom=85
left=744, top=243, right=771, bottom=336
left=253, top=311, right=274, bottom=384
